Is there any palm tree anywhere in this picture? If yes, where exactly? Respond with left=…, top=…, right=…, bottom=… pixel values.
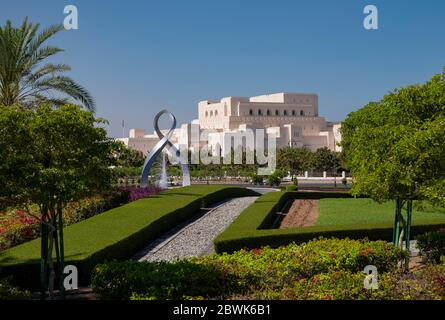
left=0, top=18, right=95, bottom=111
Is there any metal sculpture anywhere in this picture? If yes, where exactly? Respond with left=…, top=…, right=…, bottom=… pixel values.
left=140, top=110, right=191, bottom=187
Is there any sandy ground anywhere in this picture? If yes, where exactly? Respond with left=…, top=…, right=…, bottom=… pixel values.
left=279, top=199, right=319, bottom=229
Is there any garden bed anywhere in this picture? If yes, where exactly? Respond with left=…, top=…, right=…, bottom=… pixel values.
left=0, top=185, right=258, bottom=289
left=278, top=199, right=319, bottom=229
left=214, top=191, right=445, bottom=253
left=91, top=238, right=445, bottom=300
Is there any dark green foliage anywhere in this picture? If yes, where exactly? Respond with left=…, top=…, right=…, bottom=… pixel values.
left=416, top=229, right=445, bottom=263
left=267, top=173, right=282, bottom=187
left=110, top=140, right=145, bottom=168
left=341, top=69, right=445, bottom=203
left=251, top=174, right=264, bottom=185
left=92, top=260, right=229, bottom=300
left=312, top=147, right=340, bottom=172
left=0, top=278, right=30, bottom=300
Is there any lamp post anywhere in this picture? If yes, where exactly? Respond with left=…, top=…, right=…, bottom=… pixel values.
left=333, top=135, right=337, bottom=189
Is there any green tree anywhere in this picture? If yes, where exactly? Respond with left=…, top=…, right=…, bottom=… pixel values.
left=277, top=147, right=314, bottom=181
left=341, top=69, right=445, bottom=254
left=267, top=172, right=282, bottom=187
left=313, top=147, right=340, bottom=172
left=0, top=104, right=112, bottom=298
left=111, top=140, right=145, bottom=168
left=0, top=18, right=94, bottom=110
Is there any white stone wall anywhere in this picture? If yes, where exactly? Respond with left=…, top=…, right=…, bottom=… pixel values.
left=119, top=92, right=341, bottom=155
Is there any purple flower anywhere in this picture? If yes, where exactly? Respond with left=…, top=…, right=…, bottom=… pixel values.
left=120, top=186, right=164, bottom=202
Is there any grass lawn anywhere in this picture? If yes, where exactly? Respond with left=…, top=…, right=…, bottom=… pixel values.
left=317, top=199, right=445, bottom=227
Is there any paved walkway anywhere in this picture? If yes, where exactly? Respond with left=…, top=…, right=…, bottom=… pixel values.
left=135, top=196, right=258, bottom=262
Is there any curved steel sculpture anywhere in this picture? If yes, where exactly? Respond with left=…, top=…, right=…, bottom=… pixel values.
left=140, top=109, right=191, bottom=187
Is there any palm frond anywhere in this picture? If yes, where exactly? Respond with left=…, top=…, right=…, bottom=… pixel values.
left=0, top=18, right=94, bottom=111
left=29, top=75, right=95, bottom=112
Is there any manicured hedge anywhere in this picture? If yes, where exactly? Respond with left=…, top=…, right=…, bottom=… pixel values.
left=214, top=191, right=445, bottom=253
left=0, top=185, right=258, bottom=289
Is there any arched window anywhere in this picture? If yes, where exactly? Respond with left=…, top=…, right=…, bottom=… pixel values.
left=205, top=111, right=208, bottom=117
left=284, top=110, right=287, bottom=116
left=249, top=109, right=253, bottom=115
left=215, top=110, right=218, bottom=116
left=300, top=110, right=304, bottom=116
left=267, top=109, right=270, bottom=116
left=210, top=111, right=213, bottom=117
left=258, top=109, right=262, bottom=116
left=275, top=110, right=279, bottom=116
left=292, top=110, right=296, bottom=116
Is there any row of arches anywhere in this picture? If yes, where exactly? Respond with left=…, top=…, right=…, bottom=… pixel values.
left=249, top=109, right=305, bottom=116
left=205, top=110, right=219, bottom=117
left=204, top=108, right=310, bottom=117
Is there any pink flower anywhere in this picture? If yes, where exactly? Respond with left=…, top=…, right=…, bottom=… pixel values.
left=23, top=226, right=34, bottom=237
left=251, top=248, right=263, bottom=255
left=16, top=210, right=26, bottom=218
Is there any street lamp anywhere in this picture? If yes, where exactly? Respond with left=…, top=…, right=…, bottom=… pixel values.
left=333, top=135, right=337, bottom=189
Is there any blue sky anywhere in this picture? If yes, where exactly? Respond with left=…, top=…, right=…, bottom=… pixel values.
left=2, top=0, right=445, bottom=137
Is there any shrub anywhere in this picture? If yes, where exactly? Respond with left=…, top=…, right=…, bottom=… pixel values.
left=251, top=174, right=264, bottom=186
left=118, top=186, right=163, bottom=202
left=0, top=278, right=30, bottom=300
left=92, top=238, right=407, bottom=300
left=254, top=265, right=445, bottom=300
left=267, top=174, right=281, bottom=187
left=416, top=229, right=445, bottom=263
left=0, top=211, right=40, bottom=251
left=92, top=260, right=229, bottom=300
left=286, top=185, right=298, bottom=191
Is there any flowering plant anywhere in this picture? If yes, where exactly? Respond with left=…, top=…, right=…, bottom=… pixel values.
left=0, top=186, right=163, bottom=251
left=119, top=186, right=164, bottom=202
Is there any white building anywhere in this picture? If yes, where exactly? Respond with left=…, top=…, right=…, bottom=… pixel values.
left=118, top=92, right=341, bottom=155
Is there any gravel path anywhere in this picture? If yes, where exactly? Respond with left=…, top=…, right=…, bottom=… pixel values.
left=136, top=196, right=258, bottom=262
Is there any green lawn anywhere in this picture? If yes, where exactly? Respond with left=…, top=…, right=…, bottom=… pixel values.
left=214, top=192, right=445, bottom=254
left=317, top=199, right=445, bottom=227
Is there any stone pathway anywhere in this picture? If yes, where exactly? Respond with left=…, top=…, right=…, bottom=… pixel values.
left=136, top=196, right=258, bottom=262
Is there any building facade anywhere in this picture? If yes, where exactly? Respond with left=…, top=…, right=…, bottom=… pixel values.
left=118, top=92, right=341, bottom=155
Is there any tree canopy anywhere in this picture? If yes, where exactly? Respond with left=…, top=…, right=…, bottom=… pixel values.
left=313, top=147, right=340, bottom=172
left=0, top=104, right=113, bottom=297
left=0, top=104, right=112, bottom=210
left=341, top=69, right=445, bottom=203
left=111, top=140, right=145, bottom=168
